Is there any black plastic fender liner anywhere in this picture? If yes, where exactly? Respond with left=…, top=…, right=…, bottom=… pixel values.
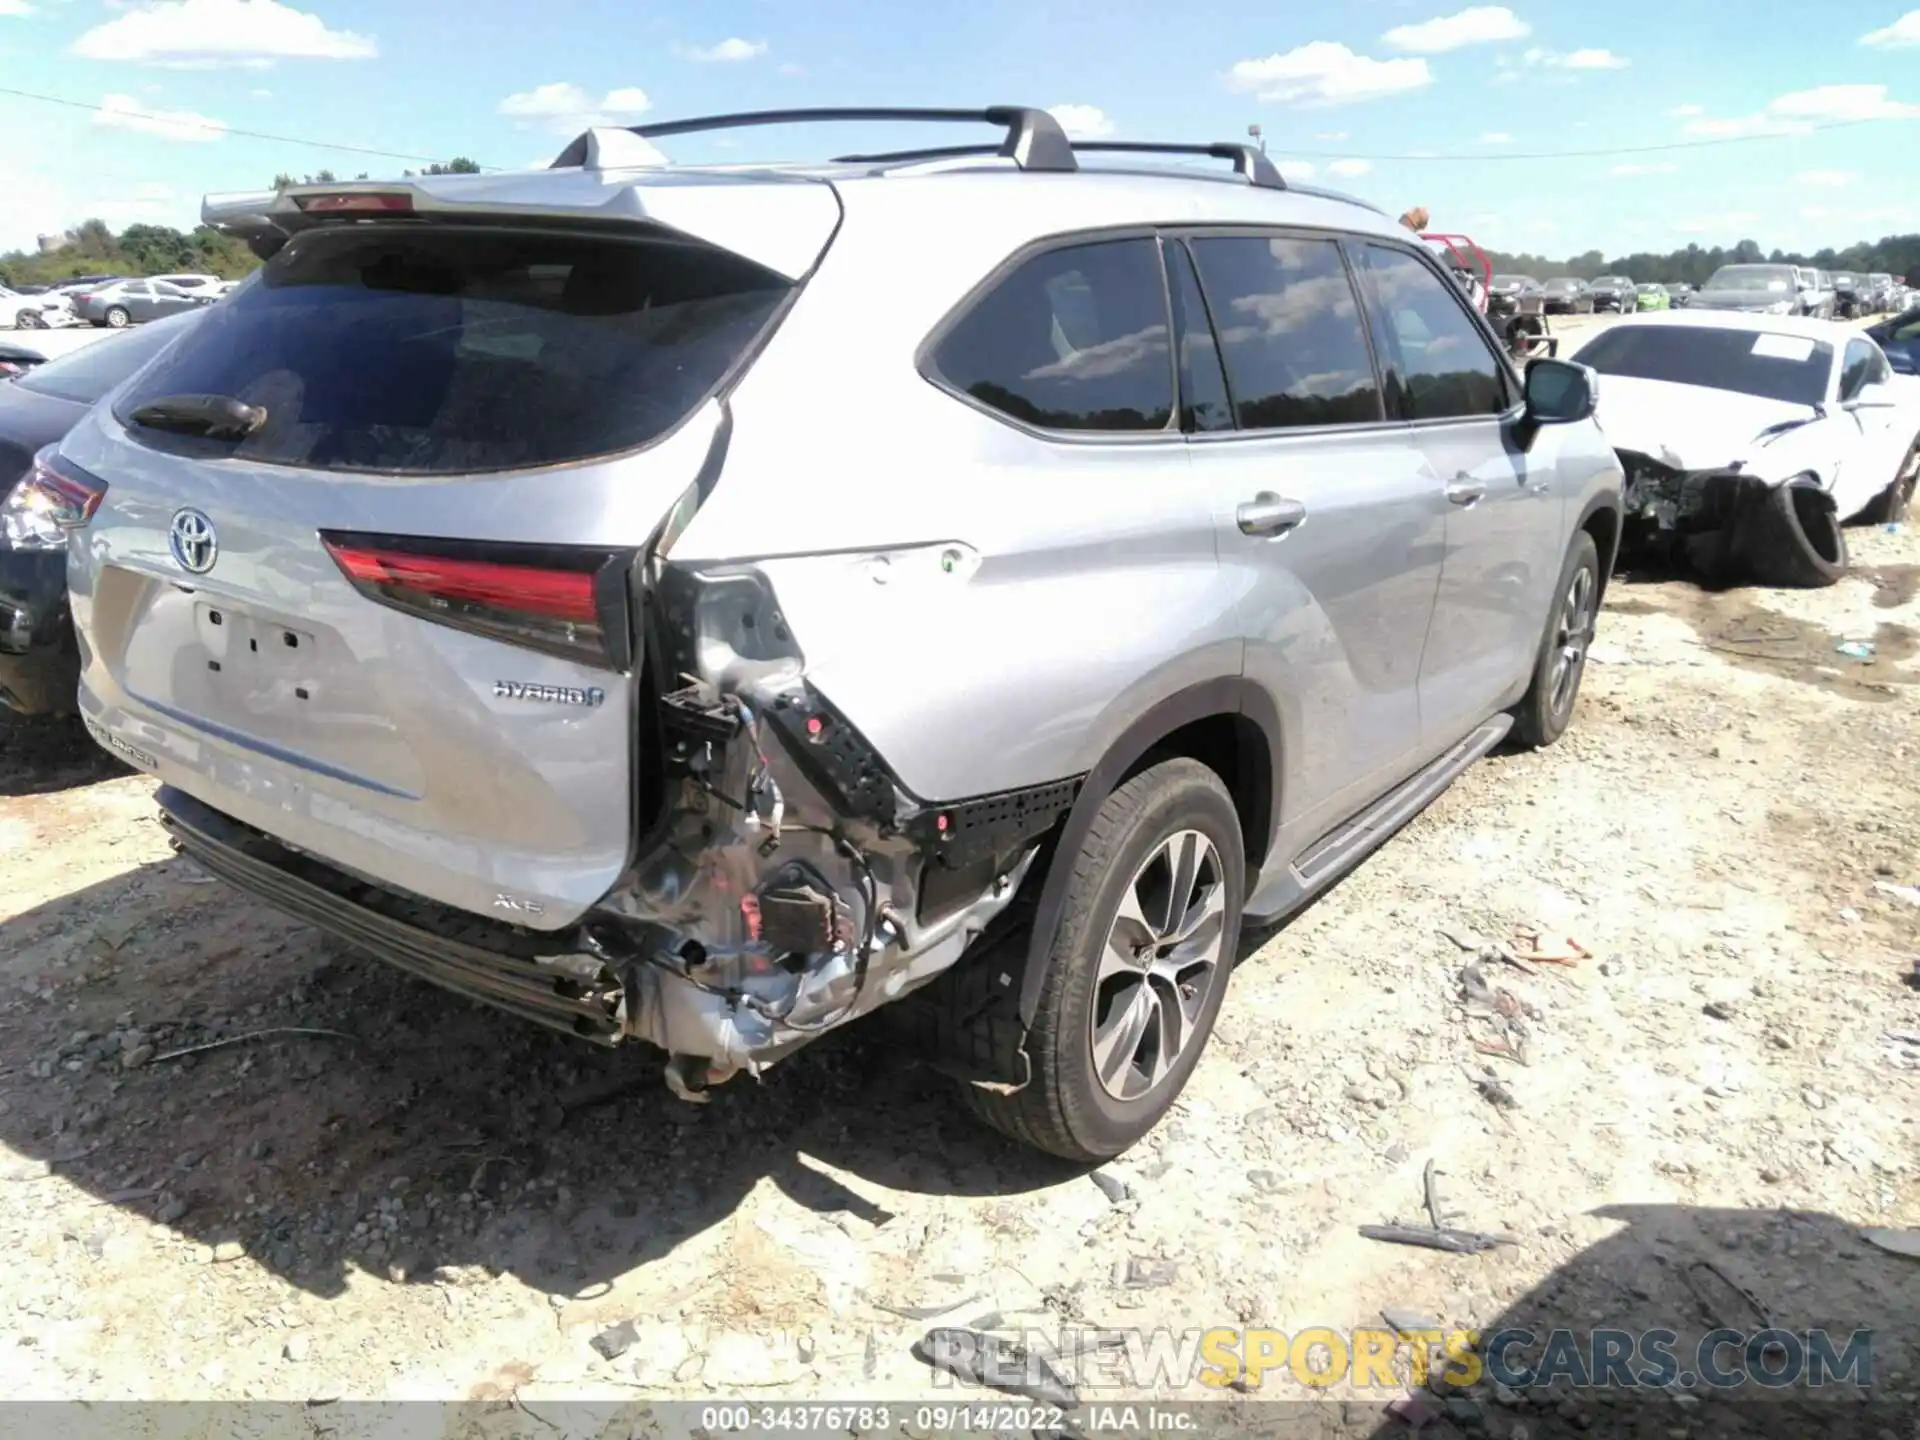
left=1014, top=676, right=1283, bottom=1028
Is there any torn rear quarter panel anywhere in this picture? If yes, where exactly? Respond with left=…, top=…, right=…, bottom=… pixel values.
left=585, top=555, right=1073, bottom=1090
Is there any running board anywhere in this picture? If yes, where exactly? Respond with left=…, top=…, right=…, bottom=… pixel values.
left=1245, top=715, right=1512, bottom=923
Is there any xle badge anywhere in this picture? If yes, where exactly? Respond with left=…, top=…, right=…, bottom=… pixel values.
left=494, top=681, right=605, bottom=707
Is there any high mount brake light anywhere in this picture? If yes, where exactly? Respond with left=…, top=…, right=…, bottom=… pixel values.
left=295, top=193, right=415, bottom=214
left=321, top=533, right=632, bottom=670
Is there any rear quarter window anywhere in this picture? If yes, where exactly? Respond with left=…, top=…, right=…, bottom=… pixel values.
left=114, top=225, right=793, bottom=474
left=926, top=237, right=1174, bottom=434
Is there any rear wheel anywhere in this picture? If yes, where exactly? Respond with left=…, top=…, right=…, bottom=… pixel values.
left=1735, top=482, right=1847, bottom=588
left=17, top=309, right=46, bottom=331
left=104, top=307, right=130, bottom=329
left=962, top=759, right=1243, bottom=1162
left=1859, top=439, right=1920, bottom=526
left=1513, top=531, right=1600, bottom=750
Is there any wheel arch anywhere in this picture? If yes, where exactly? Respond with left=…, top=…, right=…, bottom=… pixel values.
left=1576, top=492, right=1622, bottom=595
left=1016, top=677, right=1281, bottom=1025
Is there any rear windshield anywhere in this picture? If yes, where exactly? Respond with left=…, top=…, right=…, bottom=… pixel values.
left=1704, top=265, right=1796, bottom=293
left=115, top=225, right=791, bottom=474
left=1577, top=325, right=1832, bottom=407
left=17, top=313, right=197, bottom=405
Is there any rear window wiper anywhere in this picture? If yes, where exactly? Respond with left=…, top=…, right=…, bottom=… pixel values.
left=129, top=394, right=267, bottom=442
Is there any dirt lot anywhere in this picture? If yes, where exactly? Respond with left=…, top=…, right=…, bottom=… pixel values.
left=1, top=524, right=1917, bottom=1431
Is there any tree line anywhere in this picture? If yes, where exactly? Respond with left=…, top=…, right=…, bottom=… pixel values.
left=1483, top=235, right=1920, bottom=288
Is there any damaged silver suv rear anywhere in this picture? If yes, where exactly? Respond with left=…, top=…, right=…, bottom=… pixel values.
left=67, top=105, right=1624, bottom=1159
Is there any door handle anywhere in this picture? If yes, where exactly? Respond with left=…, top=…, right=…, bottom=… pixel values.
left=1236, top=493, right=1307, bottom=537
left=1444, top=479, right=1487, bottom=506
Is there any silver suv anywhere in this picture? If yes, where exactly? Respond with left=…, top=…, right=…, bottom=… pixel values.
left=57, top=107, right=1623, bottom=1160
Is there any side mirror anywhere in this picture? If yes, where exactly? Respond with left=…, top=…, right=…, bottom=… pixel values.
left=1524, top=357, right=1595, bottom=423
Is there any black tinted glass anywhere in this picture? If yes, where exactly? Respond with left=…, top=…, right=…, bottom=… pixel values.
left=1188, top=235, right=1380, bottom=430
left=116, top=226, right=792, bottom=474
left=1576, top=325, right=1831, bottom=407
left=1166, top=241, right=1233, bottom=433
left=1358, top=245, right=1508, bottom=420
left=934, top=239, right=1173, bottom=432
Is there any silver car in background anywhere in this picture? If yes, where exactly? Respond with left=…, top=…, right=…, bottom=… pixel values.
left=57, top=106, right=1624, bottom=1159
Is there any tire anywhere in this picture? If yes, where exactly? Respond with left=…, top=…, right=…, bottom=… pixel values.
left=104, top=307, right=131, bottom=329
left=962, top=758, right=1244, bottom=1161
left=1859, top=439, right=1919, bottom=526
left=18, top=309, right=46, bottom=331
left=1733, top=482, right=1847, bottom=588
left=1512, top=531, right=1600, bottom=750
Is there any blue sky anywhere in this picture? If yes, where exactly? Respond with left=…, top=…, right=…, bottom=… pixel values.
left=3, top=0, right=1919, bottom=260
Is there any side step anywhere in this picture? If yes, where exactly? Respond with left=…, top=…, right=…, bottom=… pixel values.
left=1246, top=715, right=1512, bottom=923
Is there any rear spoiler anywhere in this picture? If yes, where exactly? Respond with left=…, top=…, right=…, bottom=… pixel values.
left=201, top=167, right=842, bottom=280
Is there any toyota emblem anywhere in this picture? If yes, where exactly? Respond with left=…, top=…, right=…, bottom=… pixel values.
left=168, top=508, right=218, bottom=575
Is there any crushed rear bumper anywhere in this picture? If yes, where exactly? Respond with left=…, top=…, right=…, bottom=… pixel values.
left=157, top=785, right=625, bottom=1043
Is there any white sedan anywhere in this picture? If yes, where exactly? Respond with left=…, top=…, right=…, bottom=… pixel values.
left=0, top=286, right=76, bottom=331
left=1571, top=310, right=1920, bottom=586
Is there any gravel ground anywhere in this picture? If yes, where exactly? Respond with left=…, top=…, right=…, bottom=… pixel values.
left=0, top=523, right=1916, bottom=1435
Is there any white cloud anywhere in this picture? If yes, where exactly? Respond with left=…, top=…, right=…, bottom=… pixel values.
left=249, top=87, right=271, bottom=98
left=778, top=62, right=804, bottom=77
left=72, top=0, right=375, bottom=67
left=1047, top=103, right=1114, bottom=139
left=1384, top=6, right=1528, bottom=52
left=1277, top=160, right=1317, bottom=181
left=678, top=37, right=767, bottom=63
left=1523, top=45, right=1629, bottom=70
left=498, top=81, right=652, bottom=135
left=1668, top=102, right=1704, bottom=117
left=1612, top=161, right=1678, bottom=175
left=1771, top=83, right=1920, bottom=121
left=1861, top=10, right=1920, bottom=46
left=0, top=0, right=34, bottom=15
left=1481, top=130, right=1513, bottom=142
left=1684, top=83, right=1920, bottom=139
left=1227, top=42, right=1432, bottom=107
left=91, top=92, right=226, bottom=141
left=1327, top=158, right=1372, bottom=176
left=1312, top=130, right=1348, bottom=140
left=1795, top=169, right=1859, bottom=187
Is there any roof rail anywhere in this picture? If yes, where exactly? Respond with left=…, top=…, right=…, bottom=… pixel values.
left=1071, top=141, right=1286, bottom=190
left=619, top=106, right=1077, bottom=173
left=830, top=138, right=1291, bottom=190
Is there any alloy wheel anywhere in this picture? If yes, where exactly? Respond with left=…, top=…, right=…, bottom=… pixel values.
left=1089, top=830, right=1228, bottom=1102
left=1549, top=565, right=1596, bottom=717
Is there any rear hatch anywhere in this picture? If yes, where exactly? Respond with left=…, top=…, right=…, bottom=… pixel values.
left=65, top=177, right=836, bottom=928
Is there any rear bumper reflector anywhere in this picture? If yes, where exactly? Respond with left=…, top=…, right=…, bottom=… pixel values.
left=157, top=787, right=623, bottom=1044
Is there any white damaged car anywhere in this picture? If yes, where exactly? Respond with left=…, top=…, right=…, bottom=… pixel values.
left=1572, top=310, right=1920, bottom=586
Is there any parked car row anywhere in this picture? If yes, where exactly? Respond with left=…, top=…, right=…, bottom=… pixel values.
left=1500, top=268, right=1912, bottom=321
left=1, top=273, right=234, bottom=330
left=3, top=114, right=1918, bottom=1163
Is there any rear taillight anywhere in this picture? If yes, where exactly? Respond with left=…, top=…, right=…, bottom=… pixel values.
left=2, top=451, right=108, bottom=550
left=321, top=532, right=633, bottom=669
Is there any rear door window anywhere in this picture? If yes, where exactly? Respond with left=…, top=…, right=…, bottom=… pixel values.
left=1185, top=234, right=1382, bottom=431
left=1354, top=245, right=1510, bottom=421
left=928, top=238, right=1173, bottom=433
left=115, top=226, right=794, bottom=474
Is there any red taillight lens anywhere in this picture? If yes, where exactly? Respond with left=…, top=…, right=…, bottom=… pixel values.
left=296, top=193, right=415, bottom=214
left=30, top=453, right=108, bottom=526
left=321, top=532, right=631, bottom=669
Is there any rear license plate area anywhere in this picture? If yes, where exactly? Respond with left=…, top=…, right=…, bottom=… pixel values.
left=195, top=602, right=317, bottom=704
